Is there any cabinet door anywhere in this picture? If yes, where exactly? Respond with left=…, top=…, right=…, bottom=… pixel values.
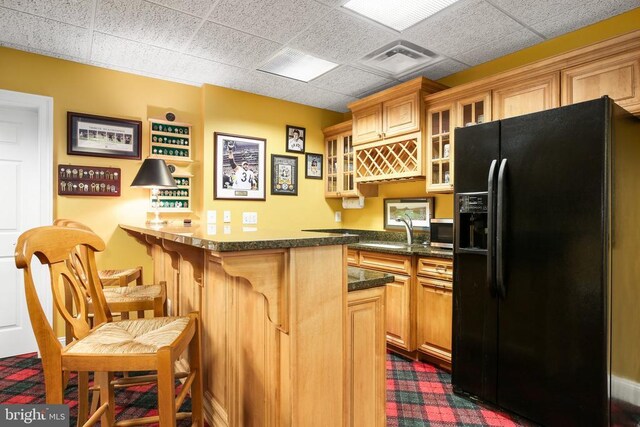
left=352, top=105, right=382, bottom=145
left=416, top=277, right=452, bottom=362
left=426, top=104, right=454, bottom=193
left=340, top=133, right=357, bottom=196
left=416, top=257, right=453, bottom=281
left=385, top=274, right=412, bottom=350
left=493, top=72, right=560, bottom=120
left=325, top=136, right=340, bottom=197
left=561, top=50, right=640, bottom=113
left=383, top=93, right=420, bottom=139
left=347, top=287, right=386, bottom=427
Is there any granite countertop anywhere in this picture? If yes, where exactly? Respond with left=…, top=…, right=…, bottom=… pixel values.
left=348, top=266, right=394, bottom=292
left=120, top=223, right=359, bottom=252
left=348, top=241, right=453, bottom=259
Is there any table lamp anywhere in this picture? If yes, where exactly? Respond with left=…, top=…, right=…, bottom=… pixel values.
left=131, top=158, right=177, bottom=225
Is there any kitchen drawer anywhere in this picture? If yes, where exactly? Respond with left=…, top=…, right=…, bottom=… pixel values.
left=347, top=249, right=359, bottom=266
left=416, top=257, right=453, bottom=281
left=359, top=251, right=411, bottom=275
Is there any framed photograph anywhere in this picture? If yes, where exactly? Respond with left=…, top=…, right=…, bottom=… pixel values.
left=214, top=132, right=266, bottom=201
left=271, top=154, right=298, bottom=196
left=67, top=112, right=141, bottom=159
left=286, top=125, right=305, bottom=153
left=384, top=198, right=435, bottom=231
left=304, top=153, right=323, bottom=179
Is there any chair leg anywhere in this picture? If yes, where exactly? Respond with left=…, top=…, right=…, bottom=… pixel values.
left=136, top=268, right=145, bottom=319
left=157, top=348, right=177, bottom=427
left=77, top=371, right=90, bottom=426
left=119, top=276, right=129, bottom=320
left=189, top=314, right=204, bottom=427
left=42, top=363, right=64, bottom=404
left=96, top=371, right=114, bottom=426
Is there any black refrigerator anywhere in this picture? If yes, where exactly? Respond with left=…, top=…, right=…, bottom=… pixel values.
left=452, top=97, right=640, bottom=426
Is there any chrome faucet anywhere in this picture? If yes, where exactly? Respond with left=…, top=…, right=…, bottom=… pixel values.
left=396, top=214, right=413, bottom=245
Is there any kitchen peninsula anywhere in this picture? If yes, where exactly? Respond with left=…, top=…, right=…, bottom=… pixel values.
left=119, top=223, right=388, bottom=427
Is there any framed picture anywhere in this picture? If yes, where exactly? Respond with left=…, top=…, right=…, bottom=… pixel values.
left=271, top=154, right=298, bottom=196
left=286, top=125, right=305, bottom=153
left=384, top=198, right=435, bottom=231
left=214, top=132, right=266, bottom=201
left=304, top=152, right=323, bottom=179
left=67, top=112, right=142, bottom=159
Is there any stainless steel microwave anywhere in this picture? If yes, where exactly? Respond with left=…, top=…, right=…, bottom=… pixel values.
left=430, top=218, right=453, bottom=249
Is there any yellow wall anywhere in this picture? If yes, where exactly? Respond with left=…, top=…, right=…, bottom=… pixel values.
left=341, top=7, right=640, bottom=230
left=200, top=85, right=343, bottom=230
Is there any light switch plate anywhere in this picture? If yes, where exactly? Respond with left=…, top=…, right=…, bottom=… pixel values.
left=207, top=210, right=216, bottom=223
left=223, top=210, right=231, bottom=223
left=335, top=211, right=342, bottom=222
left=243, top=212, right=258, bottom=224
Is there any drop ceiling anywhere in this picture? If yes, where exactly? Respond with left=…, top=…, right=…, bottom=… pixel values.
left=0, top=0, right=637, bottom=112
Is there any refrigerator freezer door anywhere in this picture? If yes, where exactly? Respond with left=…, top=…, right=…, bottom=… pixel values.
left=497, top=99, right=608, bottom=426
left=453, top=122, right=500, bottom=402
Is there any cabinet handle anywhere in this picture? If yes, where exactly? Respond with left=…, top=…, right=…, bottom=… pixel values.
left=435, top=266, right=446, bottom=273
left=377, top=133, right=382, bottom=138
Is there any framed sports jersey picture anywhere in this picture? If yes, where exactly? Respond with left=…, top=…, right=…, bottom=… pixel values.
left=214, top=132, right=266, bottom=200
left=271, top=154, right=298, bottom=196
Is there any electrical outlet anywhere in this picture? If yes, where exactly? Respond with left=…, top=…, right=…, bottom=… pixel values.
left=223, top=210, right=231, bottom=223
left=335, top=211, right=342, bottom=222
left=243, top=212, right=258, bottom=224
left=207, top=210, right=216, bottom=223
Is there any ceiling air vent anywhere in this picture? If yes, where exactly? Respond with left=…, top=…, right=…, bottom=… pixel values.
left=358, top=40, right=439, bottom=78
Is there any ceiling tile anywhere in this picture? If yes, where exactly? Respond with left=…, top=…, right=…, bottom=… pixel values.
left=186, top=20, right=282, bottom=69
left=146, top=0, right=214, bottom=17
left=402, top=0, right=525, bottom=58
left=314, top=0, right=348, bottom=7
left=281, top=83, right=358, bottom=111
left=216, top=69, right=303, bottom=100
left=486, top=0, right=585, bottom=26
left=209, top=0, right=330, bottom=44
left=0, top=7, right=89, bottom=58
left=309, top=65, right=394, bottom=97
left=0, top=0, right=93, bottom=27
left=91, top=32, right=177, bottom=75
left=400, top=58, right=468, bottom=81
left=288, top=9, right=397, bottom=63
left=530, top=0, right=640, bottom=39
left=95, top=0, right=201, bottom=50
left=455, top=28, right=542, bottom=66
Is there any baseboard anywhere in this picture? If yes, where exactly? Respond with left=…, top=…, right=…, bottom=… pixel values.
left=612, top=375, right=640, bottom=406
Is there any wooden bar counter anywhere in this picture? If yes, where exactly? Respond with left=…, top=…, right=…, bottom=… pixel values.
left=120, top=224, right=361, bottom=427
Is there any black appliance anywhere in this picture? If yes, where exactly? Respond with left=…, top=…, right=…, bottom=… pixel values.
left=452, top=97, right=640, bottom=426
left=429, top=218, right=453, bottom=249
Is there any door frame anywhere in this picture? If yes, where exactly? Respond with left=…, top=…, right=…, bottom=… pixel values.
left=0, top=89, right=54, bottom=337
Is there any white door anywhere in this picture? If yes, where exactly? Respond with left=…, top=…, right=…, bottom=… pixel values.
left=0, top=90, right=53, bottom=358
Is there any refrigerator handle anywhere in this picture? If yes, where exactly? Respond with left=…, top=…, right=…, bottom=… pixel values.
left=487, top=159, right=498, bottom=297
left=496, top=158, right=508, bottom=299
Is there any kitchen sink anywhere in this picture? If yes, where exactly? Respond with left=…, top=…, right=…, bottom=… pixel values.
left=358, top=242, right=407, bottom=249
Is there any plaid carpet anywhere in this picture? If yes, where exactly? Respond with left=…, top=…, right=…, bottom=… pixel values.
left=0, top=352, right=530, bottom=426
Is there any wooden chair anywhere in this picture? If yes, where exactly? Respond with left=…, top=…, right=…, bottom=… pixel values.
left=14, top=225, right=203, bottom=426
left=53, top=219, right=165, bottom=322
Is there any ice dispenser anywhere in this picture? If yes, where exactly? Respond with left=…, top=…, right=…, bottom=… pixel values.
left=456, top=192, right=488, bottom=252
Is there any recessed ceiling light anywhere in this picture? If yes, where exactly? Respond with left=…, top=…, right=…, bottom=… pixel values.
left=343, top=0, right=460, bottom=31
left=258, top=48, right=338, bottom=83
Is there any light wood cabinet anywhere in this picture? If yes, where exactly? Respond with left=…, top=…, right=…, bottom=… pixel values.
left=352, top=105, right=382, bottom=145
left=561, top=50, right=640, bottom=112
left=347, top=286, right=386, bottom=427
left=416, top=257, right=453, bottom=365
left=383, top=92, right=421, bottom=138
left=324, top=120, right=377, bottom=198
left=493, top=72, right=560, bottom=120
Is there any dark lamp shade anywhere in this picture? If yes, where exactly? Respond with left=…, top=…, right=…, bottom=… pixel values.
left=130, top=158, right=177, bottom=188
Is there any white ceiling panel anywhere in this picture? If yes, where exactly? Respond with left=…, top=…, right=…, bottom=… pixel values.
left=288, top=9, right=397, bottom=63
left=403, top=0, right=525, bottom=58
left=186, top=20, right=282, bottom=69
left=209, top=0, right=331, bottom=43
left=455, top=28, right=543, bottom=66
left=95, top=0, right=201, bottom=50
left=0, top=7, right=89, bottom=59
left=309, top=65, right=394, bottom=97
left=530, top=0, right=640, bottom=38
left=146, top=0, right=214, bottom=17
left=0, top=0, right=94, bottom=27
left=0, top=0, right=636, bottom=112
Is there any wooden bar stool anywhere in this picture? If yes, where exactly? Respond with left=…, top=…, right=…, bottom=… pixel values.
left=14, top=225, right=203, bottom=427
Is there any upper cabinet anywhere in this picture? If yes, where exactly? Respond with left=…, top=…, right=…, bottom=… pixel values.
left=493, top=72, right=559, bottom=120
left=348, top=77, right=447, bottom=183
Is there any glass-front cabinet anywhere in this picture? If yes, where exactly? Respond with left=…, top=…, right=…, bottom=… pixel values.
left=426, top=91, right=491, bottom=193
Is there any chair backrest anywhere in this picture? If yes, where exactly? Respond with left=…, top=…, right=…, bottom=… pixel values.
left=53, top=219, right=93, bottom=232
left=14, top=226, right=111, bottom=357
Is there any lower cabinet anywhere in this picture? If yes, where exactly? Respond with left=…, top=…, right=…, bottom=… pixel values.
left=347, top=286, right=386, bottom=427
